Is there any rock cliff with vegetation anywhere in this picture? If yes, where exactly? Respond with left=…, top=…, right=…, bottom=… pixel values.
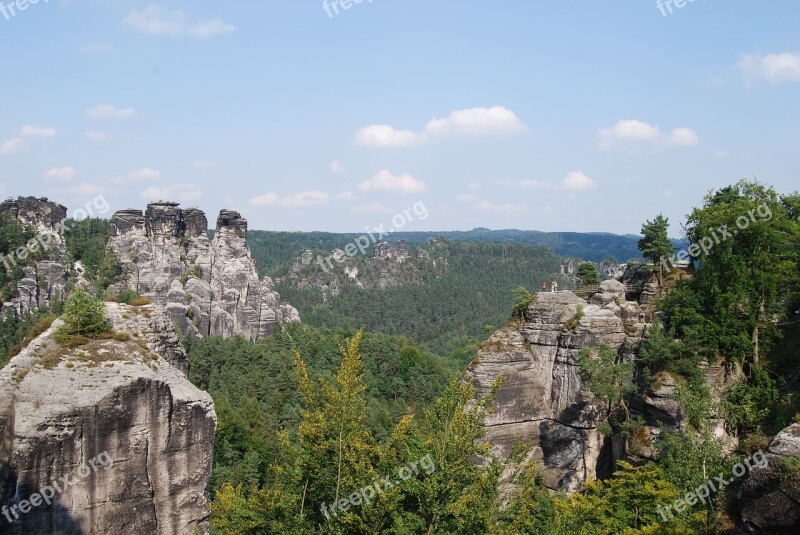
left=0, top=298, right=216, bottom=534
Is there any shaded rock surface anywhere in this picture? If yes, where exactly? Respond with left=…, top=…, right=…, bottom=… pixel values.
left=736, top=423, right=800, bottom=534
left=108, top=202, right=299, bottom=338
left=0, top=197, right=69, bottom=319
left=0, top=302, right=216, bottom=535
left=465, top=290, right=648, bottom=492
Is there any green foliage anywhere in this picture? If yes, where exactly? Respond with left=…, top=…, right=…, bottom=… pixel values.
left=553, top=461, right=713, bottom=534
left=0, top=310, right=57, bottom=367
left=54, top=288, right=111, bottom=345
left=578, top=344, right=635, bottom=434
left=577, top=262, right=600, bottom=286
left=209, top=332, right=507, bottom=534
left=63, top=218, right=121, bottom=292
left=115, top=289, right=141, bottom=305
left=0, top=213, right=39, bottom=302
left=722, top=364, right=780, bottom=437
left=512, top=286, right=532, bottom=319
left=638, top=214, right=674, bottom=286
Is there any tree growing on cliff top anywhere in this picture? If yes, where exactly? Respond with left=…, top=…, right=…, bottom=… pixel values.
left=638, top=214, right=674, bottom=287
left=577, top=262, right=600, bottom=286
left=55, top=288, right=111, bottom=345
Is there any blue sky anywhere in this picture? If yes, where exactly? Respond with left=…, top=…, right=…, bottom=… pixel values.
left=0, top=0, right=798, bottom=235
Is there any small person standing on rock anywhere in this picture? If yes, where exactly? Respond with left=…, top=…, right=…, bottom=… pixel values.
left=541, top=281, right=548, bottom=292
left=551, top=280, right=558, bottom=292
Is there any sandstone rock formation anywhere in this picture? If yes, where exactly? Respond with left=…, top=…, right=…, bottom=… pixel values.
left=0, top=302, right=216, bottom=534
left=736, top=423, right=800, bottom=534
left=465, top=285, right=648, bottom=492
left=0, top=197, right=69, bottom=319
left=108, top=202, right=299, bottom=339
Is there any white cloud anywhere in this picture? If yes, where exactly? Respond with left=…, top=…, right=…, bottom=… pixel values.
left=353, top=125, right=426, bottom=148
left=456, top=193, right=481, bottom=203
left=86, top=104, right=136, bottom=119
left=561, top=171, right=597, bottom=191
left=141, top=183, right=204, bottom=202
left=357, top=170, right=427, bottom=193
left=597, top=119, right=698, bottom=150
left=739, top=52, right=800, bottom=85
left=329, top=160, right=345, bottom=174
left=354, top=106, right=527, bottom=148
left=193, top=160, right=216, bottom=170
left=249, top=193, right=280, bottom=207
left=281, top=191, right=329, bottom=208
left=668, top=127, right=699, bottom=146
left=1, top=138, right=25, bottom=155
left=20, top=125, right=56, bottom=138
left=44, top=166, right=78, bottom=183
left=124, top=5, right=236, bottom=39
left=424, top=107, right=528, bottom=138
left=85, top=131, right=108, bottom=141
left=466, top=181, right=481, bottom=192
left=713, top=149, right=727, bottom=158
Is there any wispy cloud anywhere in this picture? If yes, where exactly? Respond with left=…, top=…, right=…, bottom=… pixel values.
left=85, top=131, right=108, bottom=141
left=20, top=125, right=56, bottom=138
left=44, top=166, right=78, bottom=183
left=357, top=170, right=427, bottom=193
left=141, top=183, right=204, bottom=202
left=114, top=168, right=161, bottom=184
left=124, top=5, right=236, bottom=39
left=193, top=160, right=216, bottom=170
left=0, top=138, right=25, bottom=155
left=329, top=160, right=345, bottom=174
left=86, top=104, right=136, bottom=119
left=354, top=106, right=528, bottom=148
left=248, top=191, right=330, bottom=208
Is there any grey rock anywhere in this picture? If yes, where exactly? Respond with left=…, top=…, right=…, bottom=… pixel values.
left=465, top=290, right=646, bottom=492
left=0, top=303, right=216, bottom=534
left=108, top=203, right=299, bottom=339
left=736, top=424, right=800, bottom=534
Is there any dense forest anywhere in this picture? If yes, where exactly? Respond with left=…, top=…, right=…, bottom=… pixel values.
left=275, top=240, right=565, bottom=357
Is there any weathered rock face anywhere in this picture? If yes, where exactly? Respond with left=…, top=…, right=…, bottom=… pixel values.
left=0, top=197, right=69, bottom=318
left=465, top=289, right=648, bottom=492
left=0, top=302, right=216, bottom=535
left=736, top=424, right=800, bottom=534
left=108, top=203, right=299, bottom=338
